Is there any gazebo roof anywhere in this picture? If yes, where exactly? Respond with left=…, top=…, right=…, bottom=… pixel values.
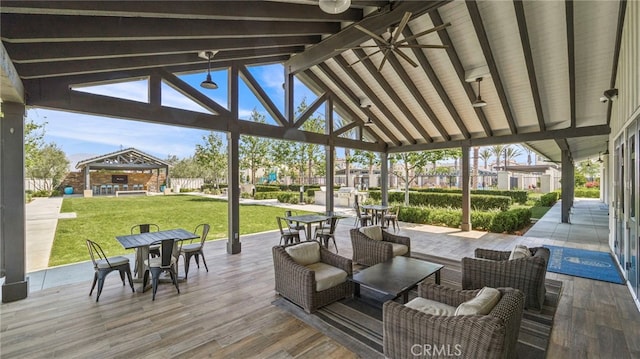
left=75, top=147, right=170, bottom=171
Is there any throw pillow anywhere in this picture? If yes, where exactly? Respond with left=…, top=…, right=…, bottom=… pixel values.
left=509, top=244, right=532, bottom=260
left=285, top=241, right=321, bottom=266
left=359, top=225, right=383, bottom=241
left=454, top=287, right=501, bottom=315
left=405, top=297, right=456, bottom=316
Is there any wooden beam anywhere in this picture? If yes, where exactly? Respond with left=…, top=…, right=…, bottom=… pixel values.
left=352, top=48, right=434, bottom=143
left=334, top=55, right=416, bottom=144
left=16, top=46, right=303, bottom=79
left=466, top=1, right=518, bottom=135
left=0, top=14, right=339, bottom=41
left=0, top=1, right=362, bottom=22
left=238, top=65, right=286, bottom=126
left=6, top=36, right=320, bottom=63
left=513, top=0, right=545, bottom=132
left=565, top=0, right=576, bottom=128
left=293, top=93, right=327, bottom=129
left=313, top=63, right=397, bottom=145
left=607, top=0, right=627, bottom=126
left=0, top=42, right=24, bottom=102
left=387, top=125, right=610, bottom=153
left=157, top=68, right=231, bottom=116
left=429, top=10, right=492, bottom=137
left=285, top=1, right=451, bottom=74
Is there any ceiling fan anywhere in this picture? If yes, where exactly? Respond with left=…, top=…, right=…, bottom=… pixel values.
left=338, top=12, right=450, bottom=72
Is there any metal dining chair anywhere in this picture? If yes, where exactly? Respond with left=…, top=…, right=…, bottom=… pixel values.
left=277, top=216, right=300, bottom=245
left=314, top=216, right=340, bottom=252
left=86, top=239, right=135, bottom=302
left=131, top=223, right=160, bottom=274
left=179, top=224, right=210, bottom=279
left=142, top=238, right=180, bottom=301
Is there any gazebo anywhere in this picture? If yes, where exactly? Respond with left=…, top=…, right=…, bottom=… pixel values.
left=74, top=148, right=171, bottom=196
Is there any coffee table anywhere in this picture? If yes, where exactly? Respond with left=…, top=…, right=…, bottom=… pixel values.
left=350, top=256, right=444, bottom=303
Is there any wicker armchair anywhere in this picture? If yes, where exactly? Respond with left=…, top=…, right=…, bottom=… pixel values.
left=272, top=241, right=353, bottom=313
left=461, top=246, right=550, bottom=310
left=349, top=227, right=410, bottom=266
left=383, top=283, right=524, bottom=359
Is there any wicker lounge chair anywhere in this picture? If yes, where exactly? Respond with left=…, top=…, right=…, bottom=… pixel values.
left=349, top=227, right=410, bottom=266
left=383, top=282, right=524, bottom=359
left=461, top=246, right=550, bottom=310
left=272, top=241, right=353, bottom=313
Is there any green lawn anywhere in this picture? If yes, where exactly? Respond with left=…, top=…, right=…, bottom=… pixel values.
left=51, top=195, right=313, bottom=267
left=530, top=206, right=552, bottom=219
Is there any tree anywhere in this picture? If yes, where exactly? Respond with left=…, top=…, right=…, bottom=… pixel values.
left=25, top=118, right=46, bottom=169
left=26, top=143, right=69, bottom=191
left=479, top=148, right=492, bottom=169
left=491, top=145, right=506, bottom=170
left=239, top=109, right=271, bottom=184
left=521, top=145, right=534, bottom=165
left=390, top=151, right=430, bottom=205
left=170, top=156, right=204, bottom=178
left=287, top=99, right=324, bottom=184
left=269, top=139, right=297, bottom=184
left=195, top=131, right=227, bottom=185
left=503, top=145, right=522, bottom=167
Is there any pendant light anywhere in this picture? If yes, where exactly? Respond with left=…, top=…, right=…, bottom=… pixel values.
left=597, top=152, right=603, bottom=163
left=364, top=118, right=375, bottom=127
left=200, top=51, right=218, bottom=90
left=319, top=0, right=351, bottom=14
left=472, top=77, right=487, bottom=107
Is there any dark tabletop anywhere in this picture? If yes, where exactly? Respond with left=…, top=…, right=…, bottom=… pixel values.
left=284, top=214, right=331, bottom=224
left=351, top=256, right=444, bottom=298
left=116, top=228, right=198, bottom=249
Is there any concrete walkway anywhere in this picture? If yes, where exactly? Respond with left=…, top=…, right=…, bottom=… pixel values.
left=25, top=196, right=68, bottom=272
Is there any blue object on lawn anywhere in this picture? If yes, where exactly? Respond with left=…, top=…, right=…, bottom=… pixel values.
left=64, top=186, right=74, bottom=195
left=544, top=245, right=625, bottom=284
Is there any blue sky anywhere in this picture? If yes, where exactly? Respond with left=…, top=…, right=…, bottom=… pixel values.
left=28, top=63, right=321, bottom=165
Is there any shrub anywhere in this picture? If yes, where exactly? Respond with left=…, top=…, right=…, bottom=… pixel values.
left=255, top=185, right=281, bottom=193
left=240, top=192, right=252, bottom=199
left=537, top=192, right=559, bottom=206
left=575, top=188, right=600, bottom=198
left=276, top=192, right=300, bottom=204
left=369, top=190, right=511, bottom=211
left=414, top=188, right=528, bottom=204
left=398, top=205, right=530, bottom=233
left=254, top=191, right=286, bottom=200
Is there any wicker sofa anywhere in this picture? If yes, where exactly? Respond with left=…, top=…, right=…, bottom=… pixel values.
left=349, top=227, right=411, bottom=266
left=272, top=241, right=353, bottom=313
left=383, top=282, right=524, bottom=359
left=461, top=246, right=550, bottom=310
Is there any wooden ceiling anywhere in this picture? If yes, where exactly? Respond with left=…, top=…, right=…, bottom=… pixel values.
left=0, top=0, right=625, bottom=162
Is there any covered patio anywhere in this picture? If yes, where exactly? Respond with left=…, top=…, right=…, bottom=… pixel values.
left=2, top=199, right=639, bottom=357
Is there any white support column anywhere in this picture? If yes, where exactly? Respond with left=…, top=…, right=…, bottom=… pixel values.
left=1, top=102, right=28, bottom=302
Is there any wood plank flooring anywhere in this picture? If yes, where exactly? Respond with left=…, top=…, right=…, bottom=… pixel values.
left=2, top=221, right=640, bottom=358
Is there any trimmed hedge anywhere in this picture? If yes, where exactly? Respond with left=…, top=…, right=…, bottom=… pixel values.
left=255, top=185, right=281, bottom=193
left=575, top=188, right=600, bottom=198
left=414, top=188, right=528, bottom=204
left=369, top=190, right=511, bottom=211
left=537, top=192, right=559, bottom=207
left=254, top=191, right=285, bottom=200
left=398, top=206, right=531, bottom=233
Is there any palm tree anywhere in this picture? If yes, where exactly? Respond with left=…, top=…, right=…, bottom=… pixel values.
left=479, top=148, right=492, bottom=169
left=521, top=145, right=533, bottom=165
left=491, top=145, right=505, bottom=170
left=503, top=146, right=522, bottom=167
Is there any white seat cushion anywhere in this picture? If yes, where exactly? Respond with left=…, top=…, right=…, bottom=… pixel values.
left=144, top=256, right=177, bottom=268
left=455, top=287, right=501, bottom=316
left=509, top=244, right=531, bottom=260
left=359, top=225, right=383, bottom=241
left=181, top=243, right=202, bottom=253
left=405, top=297, right=456, bottom=316
left=96, top=256, right=129, bottom=269
left=390, top=243, right=408, bottom=257
left=285, top=241, right=321, bottom=265
left=306, top=262, right=348, bottom=292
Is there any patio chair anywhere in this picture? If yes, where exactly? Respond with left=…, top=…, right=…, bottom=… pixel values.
left=284, top=210, right=306, bottom=237
left=131, top=223, right=161, bottom=257
left=277, top=216, right=300, bottom=245
left=272, top=241, right=353, bottom=313
left=349, top=226, right=410, bottom=266
left=383, top=282, right=524, bottom=359
left=461, top=246, right=550, bottom=310
left=353, top=204, right=372, bottom=228
left=179, top=223, right=210, bottom=279
left=314, top=216, right=340, bottom=252
left=383, top=206, right=400, bottom=232
left=86, top=239, right=135, bottom=302
left=142, top=238, right=180, bottom=300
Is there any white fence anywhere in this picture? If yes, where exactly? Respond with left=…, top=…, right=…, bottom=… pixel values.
left=169, top=178, right=204, bottom=191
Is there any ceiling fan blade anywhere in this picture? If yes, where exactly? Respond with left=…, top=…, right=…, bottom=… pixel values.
left=378, top=49, right=391, bottom=72
left=354, top=25, right=389, bottom=44
left=393, top=49, right=419, bottom=68
left=336, top=45, right=382, bottom=51
left=391, top=12, right=412, bottom=45
left=348, top=49, right=382, bottom=67
left=397, top=22, right=451, bottom=44
left=397, top=44, right=448, bottom=49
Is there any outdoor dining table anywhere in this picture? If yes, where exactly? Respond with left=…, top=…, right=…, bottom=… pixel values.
left=361, top=204, right=391, bottom=226
left=116, top=228, right=199, bottom=287
left=284, top=214, right=331, bottom=241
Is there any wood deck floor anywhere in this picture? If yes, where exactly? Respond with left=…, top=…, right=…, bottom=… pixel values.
left=2, top=219, right=640, bottom=358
